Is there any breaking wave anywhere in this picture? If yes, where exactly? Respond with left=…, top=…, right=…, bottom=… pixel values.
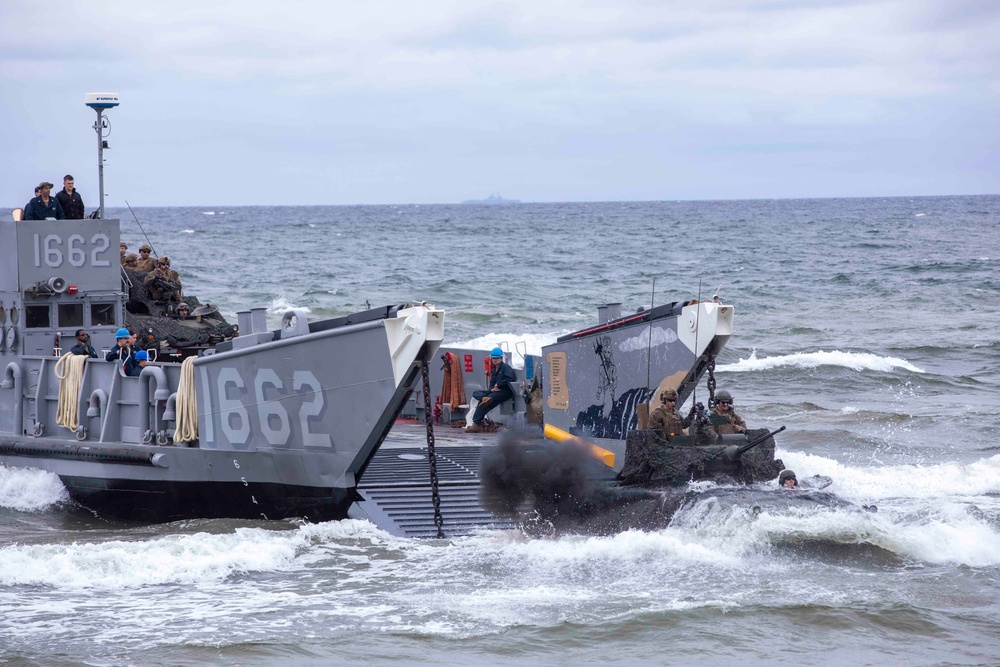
left=0, top=466, right=68, bottom=511
left=718, top=350, right=924, bottom=374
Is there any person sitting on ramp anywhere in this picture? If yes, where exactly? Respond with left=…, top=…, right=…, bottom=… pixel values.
left=466, top=347, right=516, bottom=433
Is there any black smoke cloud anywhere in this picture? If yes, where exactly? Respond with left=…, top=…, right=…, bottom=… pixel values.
left=478, top=429, right=682, bottom=535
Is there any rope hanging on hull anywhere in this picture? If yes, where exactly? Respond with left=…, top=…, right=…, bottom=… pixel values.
left=174, top=356, right=199, bottom=442
left=55, top=353, right=87, bottom=431
left=421, top=361, right=445, bottom=538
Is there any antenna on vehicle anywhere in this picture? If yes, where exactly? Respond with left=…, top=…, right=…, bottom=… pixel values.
left=85, top=92, right=120, bottom=221
left=125, top=200, right=158, bottom=259
left=645, top=277, right=655, bottom=394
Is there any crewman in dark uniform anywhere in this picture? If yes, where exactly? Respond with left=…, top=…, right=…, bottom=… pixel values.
left=647, top=387, right=696, bottom=439
left=466, top=347, right=516, bottom=432
left=55, top=175, right=85, bottom=219
left=69, top=329, right=98, bottom=358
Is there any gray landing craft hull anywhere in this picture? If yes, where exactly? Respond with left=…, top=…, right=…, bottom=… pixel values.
left=0, top=303, right=444, bottom=521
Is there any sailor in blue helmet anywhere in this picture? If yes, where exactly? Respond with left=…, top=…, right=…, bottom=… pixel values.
left=127, top=350, right=148, bottom=377
left=105, top=327, right=134, bottom=363
left=466, top=347, right=517, bottom=433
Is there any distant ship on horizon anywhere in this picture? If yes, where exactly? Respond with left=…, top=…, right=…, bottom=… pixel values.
left=462, top=192, right=521, bottom=205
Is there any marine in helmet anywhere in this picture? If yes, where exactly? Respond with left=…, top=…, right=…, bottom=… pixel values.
left=647, top=387, right=697, bottom=440
left=120, top=242, right=128, bottom=264
left=778, top=469, right=798, bottom=488
left=466, top=347, right=517, bottom=433
left=176, top=302, right=191, bottom=319
left=711, top=389, right=747, bottom=435
left=123, top=252, right=139, bottom=269
left=144, top=255, right=182, bottom=302
left=136, top=243, right=156, bottom=272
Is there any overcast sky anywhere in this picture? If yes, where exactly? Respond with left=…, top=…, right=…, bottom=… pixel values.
left=2, top=0, right=997, bottom=206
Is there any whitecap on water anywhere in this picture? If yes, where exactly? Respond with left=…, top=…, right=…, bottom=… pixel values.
left=717, top=349, right=924, bottom=374
left=0, top=466, right=68, bottom=511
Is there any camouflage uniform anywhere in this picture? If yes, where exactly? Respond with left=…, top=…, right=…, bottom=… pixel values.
left=144, top=259, right=182, bottom=301
left=648, top=405, right=695, bottom=437
left=710, top=408, right=747, bottom=435
left=137, top=244, right=157, bottom=272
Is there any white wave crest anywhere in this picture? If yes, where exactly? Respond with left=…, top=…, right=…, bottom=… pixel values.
left=717, top=350, right=924, bottom=374
left=778, top=451, right=1000, bottom=501
left=0, top=466, right=68, bottom=511
left=0, top=519, right=388, bottom=590
left=267, top=294, right=312, bottom=316
left=181, top=229, right=195, bottom=234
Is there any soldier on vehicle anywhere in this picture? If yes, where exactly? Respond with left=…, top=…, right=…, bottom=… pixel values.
left=144, top=256, right=182, bottom=302
left=647, top=387, right=697, bottom=439
left=136, top=244, right=156, bottom=271
left=120, top=242, right=128, bottom=264
left=123, top=253, right=139, bottom=269
left=176, top=302, right=191, bottom=318
left=711, top=389, right=747, bottom=435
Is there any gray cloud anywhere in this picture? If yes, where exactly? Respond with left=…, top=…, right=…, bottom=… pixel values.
left=1, top=0, right=997, bottom=206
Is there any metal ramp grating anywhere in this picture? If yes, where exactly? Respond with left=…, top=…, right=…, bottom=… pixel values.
left=354, top=446, right=518, bottom=538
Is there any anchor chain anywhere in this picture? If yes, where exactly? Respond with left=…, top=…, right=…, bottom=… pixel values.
left=706, top=356, right=717, bottom=408
left=421, top=361, right=445, bottom=539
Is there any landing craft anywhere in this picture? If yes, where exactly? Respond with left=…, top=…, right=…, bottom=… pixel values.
left=0, top=94, right=446, bottom=522
left=1, top=94, right=747, bottom=534
left=0, top=214, right=445, bottom=522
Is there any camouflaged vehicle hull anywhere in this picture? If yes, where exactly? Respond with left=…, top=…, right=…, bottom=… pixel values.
left=0, top=218, right=444, bottom=522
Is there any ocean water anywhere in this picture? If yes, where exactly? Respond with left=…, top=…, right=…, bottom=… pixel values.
left=2, top=196, right=1000, bottom=666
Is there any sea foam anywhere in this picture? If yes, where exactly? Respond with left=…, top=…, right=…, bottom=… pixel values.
left=0, top=466, right=68, bottom=511
left=718, top=349, right=924, bottom=374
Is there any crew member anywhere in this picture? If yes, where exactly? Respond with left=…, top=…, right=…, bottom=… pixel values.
left=123, top=253, right=139, bottom=269
left=120, top=242, right=129, bottom=264
left=105, top=328, right=133, bottom=363
left=136, top=244, right=156, bottom=271
left=466, top=347, right=516, bottom=433
left=176, top=302, right=191, bottom=318
left=127, top=350, right=148, bottom=377
left=647, top=388, right=697, bottom=439
left=55, top=175, right=85, bottom=220
left=69, top=329, right=98, bottom=358
left=711, top=389, right=747, bottom=435
left=144, top=256, right=182, bottom=302
left=778, top=469, right=798, bottom=488
left=23, top=182, right=65, bottom=220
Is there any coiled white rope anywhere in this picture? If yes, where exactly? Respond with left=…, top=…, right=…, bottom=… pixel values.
left=55, top=353, right=87, bottom=431
left=174, top=356, right=199, bottom=442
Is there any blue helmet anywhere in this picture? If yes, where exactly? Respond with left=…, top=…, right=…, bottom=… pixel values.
left=135, top=350, right=148, bottom=361
left=115, top=328, right=130, bottom=339
left=490, top=347, right=504, bottom=359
